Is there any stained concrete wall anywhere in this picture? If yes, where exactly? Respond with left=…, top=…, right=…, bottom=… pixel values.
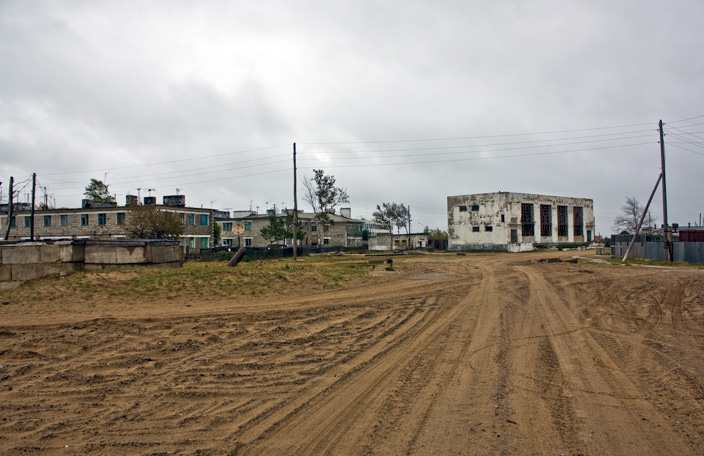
left=448, top=192, right=595, bottom=251
left=0, top=239, right=183, bottom=289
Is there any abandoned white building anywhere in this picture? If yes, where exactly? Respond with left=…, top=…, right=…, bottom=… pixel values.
left=447, top=192, right=594, bottom=251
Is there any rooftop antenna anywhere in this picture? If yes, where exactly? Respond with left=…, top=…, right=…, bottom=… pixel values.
left=147, top=188, right=156, bottom=196
left=176, top=188, right=182, bottom=195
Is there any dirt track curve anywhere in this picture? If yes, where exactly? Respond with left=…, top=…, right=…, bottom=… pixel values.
left=1, top=251, right=704, bottom=455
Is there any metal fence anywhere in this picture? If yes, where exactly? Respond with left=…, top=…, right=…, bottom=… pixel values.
left=611, top=239, right=704, bottom=263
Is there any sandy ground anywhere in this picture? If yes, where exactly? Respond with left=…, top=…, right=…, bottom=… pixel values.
left=1, top=251, right=703, bottom=455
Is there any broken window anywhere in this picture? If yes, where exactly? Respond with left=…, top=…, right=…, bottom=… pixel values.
left=116, top=212, right=125, bottom=225
left=540, top=204, right=552, bottom=237
left=573, top=206, right=583, bottom=236
left=472, top=226, right=480, bottom=232
left=471, top=205, right=480, bottom=211
left=501, top=214, right=505, bottom=223
left=557, top=205, right=568, bottom=236
left=521, top=203, right=534, bottom=237
left=459, top=205, right=467, bottom=212
left=485, top=225, right=493, bottom=232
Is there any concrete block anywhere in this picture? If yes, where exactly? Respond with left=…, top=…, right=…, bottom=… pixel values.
left=2, top=245, right=41, bottom=264
left=84, top=246, right=118, bottom=264
left=0, top=264, right=11, bottom=281
left=116, top=246, right=147, bottom=264
left=40, top=245, right=62, bottom=263
left=150, top=245, right=165, bottom=263
left=60, top=244, right=84, bottom=262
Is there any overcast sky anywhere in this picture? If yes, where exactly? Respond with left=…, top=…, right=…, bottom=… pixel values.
left=1, top=0, right=703, bottom=234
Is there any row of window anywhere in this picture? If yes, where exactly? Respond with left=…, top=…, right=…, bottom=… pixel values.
left=219, top=221, right=335, bottom=232
left=8, top=212, right=209, bottom=229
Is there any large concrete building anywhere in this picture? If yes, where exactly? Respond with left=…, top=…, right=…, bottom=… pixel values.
left=447, top=192, right=594, bottom=251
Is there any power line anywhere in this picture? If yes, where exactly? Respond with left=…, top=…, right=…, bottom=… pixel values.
left=299, top=122, right=655, bottom=145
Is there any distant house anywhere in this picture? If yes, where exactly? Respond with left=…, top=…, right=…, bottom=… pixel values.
left=447, top=192, right=595, bottom=251
left=0, top=195, right=214, bottom=253
left=216, top=207, right=365, bottom=248
left=368, top=233, right=430, bottom=251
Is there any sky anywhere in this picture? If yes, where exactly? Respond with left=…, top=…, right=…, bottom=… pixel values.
left=1, top=0, right=703, bottom=235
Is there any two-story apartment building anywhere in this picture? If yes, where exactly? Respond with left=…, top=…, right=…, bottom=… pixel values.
left=1, top=195, right=214, bottom=253
left=216, top=208, right=365, bottom=248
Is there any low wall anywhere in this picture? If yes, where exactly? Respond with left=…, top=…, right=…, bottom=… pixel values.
left=0, top=239, right=183, bottom=289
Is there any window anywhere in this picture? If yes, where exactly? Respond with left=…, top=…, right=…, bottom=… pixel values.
left=24, top=216, right=31, bottom=228
left=471, top=205, right=480, bottom=211
left=305, top=222, right=309, bottom=230
left=189, top=237, right=196, bottom=249
left=189, top=214, right=195, bottom=226
left=485, top=225, right=493, bottom=232
left=323, top=238, right=330, bottom=245
left=540, top=204, right=552, bottom=237
left=116, top=212, right=125, bottom=225
left=61, top=215, right=69, bottom=227
left=521, top=203, right=534, bottom=237
left=200, top=237, right=209, bottom=249
left=311, top=224, right=317, bottom=232
left=244, top=222, right=251, bottom=231
left=44, top=215, right=51, bottom=227
left=10, top=216, right=16, bottom=228
left=244, top=237, right=252, bottom=247
left=573, top=207, right=584, bottom=236
left=501, top=214, right=505, bottom=223
left=472, top=226, right=480, bottom=232
left=200, top=214, right=208, bottom=226
left=98, top=213, right=107, bottom=226
left=557, top=205, right=568, bottom=236
left=81, top=214, right=89, bottom=226
left=223, top=239, right=233, bottom=246
left=459, top=205, right=468, bottom=212
left=180, top=213, right=186, bottom=224
left=324, top=225, right=329, bottom=232
left=222, top=222, right=232, bottom=231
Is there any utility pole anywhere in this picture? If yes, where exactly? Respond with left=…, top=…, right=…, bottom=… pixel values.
left=408, top=205, right=412, bottom=249
left=3, top=177, right=13, bottom=240
left=292, top=142, right=298, bottom=260
left=659, top=120, right=673, bottom=262
left=30, top=173, right=36, bottom=241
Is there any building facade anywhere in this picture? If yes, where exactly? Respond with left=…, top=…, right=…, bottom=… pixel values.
left=216, top=208, right=365, bottom=248
left=1, top=196, right=214, bottom=253
left=447, top=192, right=594, bottom=251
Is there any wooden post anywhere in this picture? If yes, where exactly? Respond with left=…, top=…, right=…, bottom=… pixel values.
left=292, top=143, right=298, bottom=260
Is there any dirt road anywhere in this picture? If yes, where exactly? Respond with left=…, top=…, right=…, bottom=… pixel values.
left=1, top=251, right=703, bottom=455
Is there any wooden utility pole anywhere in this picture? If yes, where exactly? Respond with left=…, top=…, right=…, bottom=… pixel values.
left=623, top=173, right=662, bottom=262
left=3, top=176, right=13, bottom=240
left=30, top=173, right=36, bottom=241
left=292, top=142, right=298, bottom=260
left=659, top=120, right=673, bottom=262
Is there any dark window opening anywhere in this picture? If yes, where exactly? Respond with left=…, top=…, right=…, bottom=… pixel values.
left=117, top=212, right=125, bottom=225
left=573, top=206, right=583, bottom=236
left=81, top=214, right=89, bottom=226
left=521, top=203, right=534, bottom=237
left=501, top=214, right=505, bottom=223
left=557, top=205, right=568, bottom=236
left=459, top=205, right=467, bottom=212
left=540, top=204, right=552, bottom=237
left=471, top=205, right=480, bottom=211
left=98, top=213, right=107, bottom=226
left=485, top=225, right=493, bottom=232
left=44, top=215, right=51, bottom=227
left=472, top=226, right=480, bottom=232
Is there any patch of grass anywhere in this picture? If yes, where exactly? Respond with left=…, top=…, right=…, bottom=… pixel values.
left=0, top=256, right=374, bottom=305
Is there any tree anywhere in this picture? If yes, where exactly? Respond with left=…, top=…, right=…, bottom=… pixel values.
left=213, top=221, right=222, bottom=246
left=260, top=214, right=288, bottom=245
left=84, top=178, right=115, bottom=202
left=373, top=202, right=402, bottom=250
left=394, top=203, right=410, bottom=235
left=303, top=169, right=349, bottom=245
left=424, top=226, right=448, bottom=240
left=612, top=196, right=657, bottom=234
left=126, top=205, right=184, bottom=240
left=284, top=210, right=306, bottom=245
